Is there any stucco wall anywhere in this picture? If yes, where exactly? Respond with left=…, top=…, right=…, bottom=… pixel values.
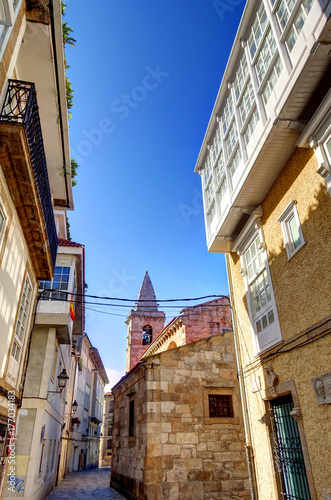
left=228, top=147, right=331, bottom=499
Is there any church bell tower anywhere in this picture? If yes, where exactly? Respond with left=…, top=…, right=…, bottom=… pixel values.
left=126, top=271, right=165, bottom=372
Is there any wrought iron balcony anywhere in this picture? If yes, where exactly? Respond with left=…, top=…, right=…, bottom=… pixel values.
left=0, top=80, right=58, bottom=278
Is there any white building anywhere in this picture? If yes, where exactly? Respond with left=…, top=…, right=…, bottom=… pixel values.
left=195, top=0, right=331, bottom=498
left=0, top=1, right=73, bottom=497
left=62, top=334, right=109, bottom=475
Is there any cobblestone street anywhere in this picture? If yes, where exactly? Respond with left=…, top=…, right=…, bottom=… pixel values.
left=46, top=467, right=125, bottom=500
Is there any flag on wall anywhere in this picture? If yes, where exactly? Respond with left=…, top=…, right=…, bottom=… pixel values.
left=69, top=294, right=75, bottom=321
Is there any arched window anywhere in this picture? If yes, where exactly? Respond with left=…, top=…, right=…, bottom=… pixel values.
left=142, top=325, right=152, bottom=345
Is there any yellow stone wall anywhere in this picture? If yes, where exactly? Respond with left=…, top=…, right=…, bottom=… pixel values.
left=112, top=333, right=251, bottom=500
left=228, top=147, right=331, bottom=499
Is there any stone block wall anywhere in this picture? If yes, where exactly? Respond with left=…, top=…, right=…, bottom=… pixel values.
left=111, top=366, right=147, bottom=498
left=112, top=332, right=250, bottom=500
left=182, top=297, right=232, bottom=345
left=126, top=310, right=165, bottom=371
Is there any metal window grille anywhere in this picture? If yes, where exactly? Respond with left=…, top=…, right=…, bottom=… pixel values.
left=0, top=80, right=58, bottom=268
left=129, top=400, right=135, bottom=437
left=209, top=395, right=234, bottom=418
left=270, top=396, right=311, bottom=500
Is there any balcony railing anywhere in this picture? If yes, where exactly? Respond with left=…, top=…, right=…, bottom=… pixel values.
left=0, top=79, right=58, bottom=268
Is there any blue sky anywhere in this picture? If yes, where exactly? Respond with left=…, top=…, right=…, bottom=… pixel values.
left=65, top=0, right=245, bottom=388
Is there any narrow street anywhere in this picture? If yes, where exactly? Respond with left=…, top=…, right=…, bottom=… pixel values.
left=46, top=467, right=125, bottom=500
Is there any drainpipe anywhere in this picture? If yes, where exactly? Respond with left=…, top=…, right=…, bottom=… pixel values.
left=225, top=254, right=258, bottom=500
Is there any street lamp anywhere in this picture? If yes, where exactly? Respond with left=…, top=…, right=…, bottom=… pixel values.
left=47, top=369, right=69, bottom=395
left=72, top=400, right=78, bottom=413
left=57, top=369, right=69, bottom=391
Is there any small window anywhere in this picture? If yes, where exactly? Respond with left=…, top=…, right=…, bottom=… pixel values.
left=129, top=400, right=135, bottom=437
left=39, top=441, right=45, bottom=477
left=277, top=201, right=305, bottom=259
left=0, top=0, right=11, bottom=25
left=209, top=395, right=234, bottom=418
left=40, top=266, right=71, bottom=300
left=142, top=325, right=152, bottom=345
left=0, top=207, right=4, bottom=234
left=0, top=198, right=8, bottom=251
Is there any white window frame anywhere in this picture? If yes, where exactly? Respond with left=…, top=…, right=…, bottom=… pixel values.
left=7, top=273, right=33, bottom=384
left=234, top=53, right=249, bottom=102
left=277, top=200, right=305, bottom=259
left=248, top=3, right=269, bottom=60
left=232, top=207, right=282, bottom=355
left=0, top=0, right=14, bottom=26
left=0, top=195, right=8, bottom=252
left=39, top=265, right=72, bottom=301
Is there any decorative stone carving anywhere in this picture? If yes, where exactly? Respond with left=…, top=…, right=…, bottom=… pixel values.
left=258, top=412, right=269, bottom=425
left=312, top=373, right=331, bottom=405
left=265, top=365, right=279, bottom=397
left=290, top=407, right=301, bottom=421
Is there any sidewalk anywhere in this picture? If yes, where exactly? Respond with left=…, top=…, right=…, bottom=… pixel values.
left=46, top=467, right=126, bottom=500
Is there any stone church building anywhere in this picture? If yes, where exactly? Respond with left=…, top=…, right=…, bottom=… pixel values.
left=111, top=273, right=250, bottom=500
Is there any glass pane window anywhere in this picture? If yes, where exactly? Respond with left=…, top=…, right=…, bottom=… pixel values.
left=275, top=0, right=296, bottom=30
left=206, top=182, right=214, bottom=207
left=0, top=208, right=4, bottom=234
left=209, top=202, right=216, bottom=223
left=222, top=94, right=234, bottom=135
left=203, top=158, right=212, bottom=187
left=251, top=269, right=272, bottom=314
left=248, top=3, right=268, bottom=59
left=243, top=232, right=282, bottom=352
left=286, top=5, right=308, bottom=51
left=244, top=108, right=260, bottom=145
left=11, top=341, right=20, bottom=361
left=302, top=0, right=314, bottom=13
left=229, top=148, right=242, bottom=182
left=234, top=54, right=249, bottom=101
left=215, top=151, right=225, bottom=185
left=225, top=121, right=238, bottom=158
left=288, top=214, right=301, bottom=248
left=15, top=277, right=32, bottom=342
left=212, top=134, right=220, bottom=163
left=0, top=0, right=6, bottom=22
left=255, top=28, right=277, bottom=85
left=262, top=57, right=283, bottom=104
left=219, top=178, right=228, bottom=211
left=245, top=234, right=263, bottom=281
left=238, top=80, right=255, bottom=126
left=324, top=136, right=331, bottom=160
left=277, top=201, right=305, bottom=259
left=40, top=266, right=71, bottom=301
left=256, top=308, right=275, bottom=334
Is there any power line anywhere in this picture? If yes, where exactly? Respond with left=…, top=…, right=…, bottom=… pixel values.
left=39, top=293, right=230, bottom=310
left=40, top=289, right=229, bottom=304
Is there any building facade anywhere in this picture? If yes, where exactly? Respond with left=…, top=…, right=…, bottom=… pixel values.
left=100, top=392, right=114, bottom=468
left=58, top=334, right=108, bottom=477
left=195, top=0, right=331, bottom=498
left=0, top=0, right=74, bottom=497
left=5, top=235, right=85, bottom=500
left=126, top=271, right=165, bottom=372
left=112, top=284, right=250, bottom=500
